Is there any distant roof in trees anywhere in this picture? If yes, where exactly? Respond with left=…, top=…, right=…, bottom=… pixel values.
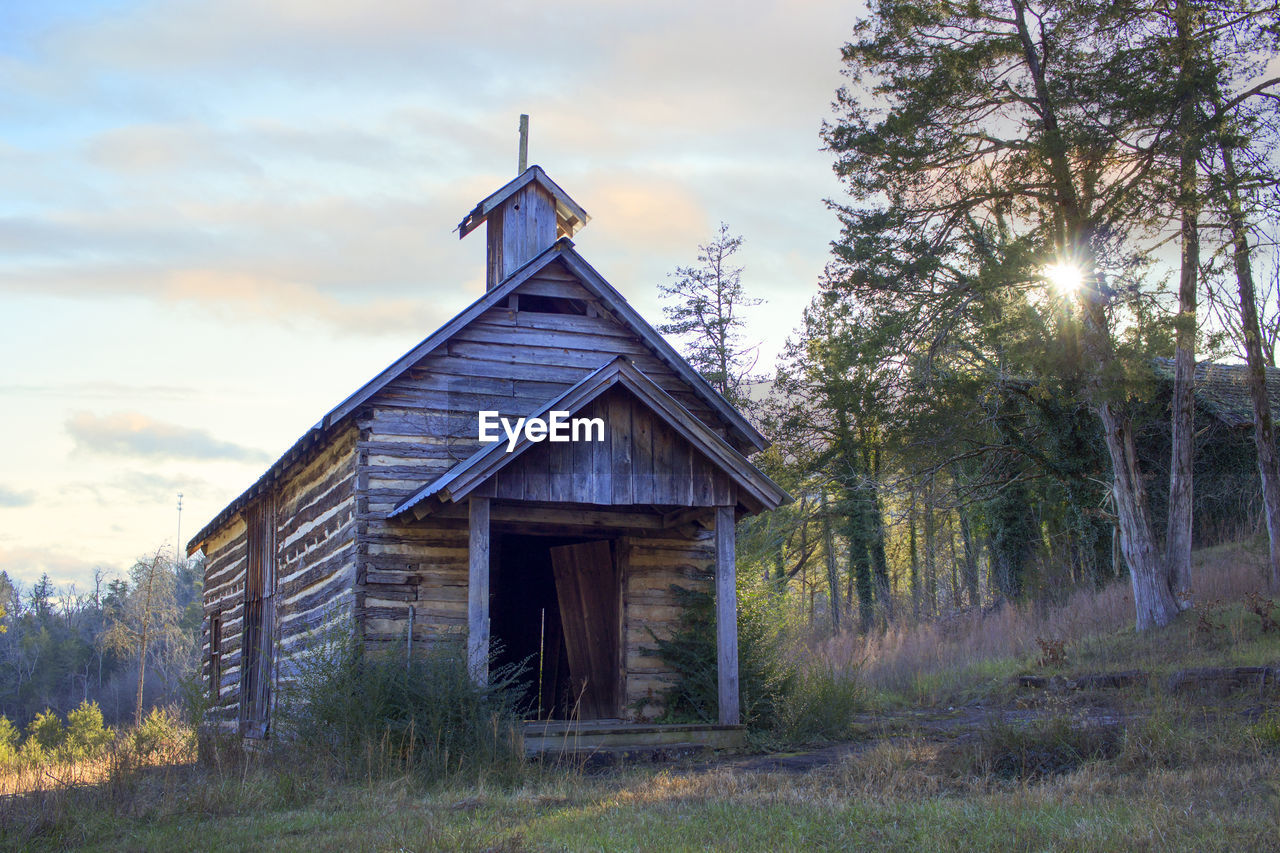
left=1152, top=358, right=1280, bottom=429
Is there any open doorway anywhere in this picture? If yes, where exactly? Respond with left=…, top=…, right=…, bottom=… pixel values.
left=490, top=533, right=621, bottom=720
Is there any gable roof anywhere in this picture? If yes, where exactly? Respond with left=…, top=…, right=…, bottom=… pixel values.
left=188, top=238, right=769, bottom=555
left=391, top=357, right=789, bottom=518
left=1152, top=357, right=1280, bottom=429
left=457, top=165, right=590, bottom=240
left=323, top=237, right=767, bottom=450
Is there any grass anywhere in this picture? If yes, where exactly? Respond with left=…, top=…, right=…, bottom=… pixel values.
left=820, top=538, right=1280, bottom=707
left=8, top=733, right=1276, bottom=852
left=4, top=540, right=1279, bottom=851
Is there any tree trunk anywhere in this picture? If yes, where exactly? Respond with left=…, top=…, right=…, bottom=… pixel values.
left=908, top=497, right=920, bottom=619
left=923, top=480, right=938, bottom=616
left=135, top=562, right=156, bottom=727
left=1165, top=0, right=1199, bottom=609
left=1099, top=402, right=1181, bottom=629
left=821, top=491, right=841, bottom=634
left=1220, top=141, right=1280, bottom=590
left=1013, top=0, right=1177, bottom=629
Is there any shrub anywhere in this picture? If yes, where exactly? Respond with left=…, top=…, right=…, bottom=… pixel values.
left=647, top=582, right=864, bottom=742
left=1253, top=709, right=1280, bottom=747
left=64, top=701, right=113, bottom=759
left=648, top=582, right=794, bottom=730
left=26, top=709, right=65, bottom=752
left=277, top=628, right=526, bottom=783
left=18, top=735, right=45, bottom=766
left=772, top=666, right=863, bottom=744
left=0, top=716, right=18, bottom=766
left=133, top=706, right=185, bottom=759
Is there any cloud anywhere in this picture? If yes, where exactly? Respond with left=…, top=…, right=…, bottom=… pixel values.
left=66, top=411, right=271, bottom=462
left=59, top=471, right=214, bottom=508
left=0, top=545, right=113, bottom=589
left=0, top=486, right=35, bottom=508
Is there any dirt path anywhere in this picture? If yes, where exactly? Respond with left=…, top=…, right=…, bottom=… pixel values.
left=697, top=702, right=1132, bottom=776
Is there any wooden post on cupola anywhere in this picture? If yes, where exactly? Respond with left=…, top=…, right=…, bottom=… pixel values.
left=518, top=114, right=529, bottom=173
left=455, top=127, right=591, bottom=290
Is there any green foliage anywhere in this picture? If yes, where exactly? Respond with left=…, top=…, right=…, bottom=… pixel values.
left=64, top=700, right=113, bottom=758
left=649, top=581, right=861, bottom=742
left=132, top=706, right=186, bottom=758
left=771, top=667, right=863, bottom=744
left=648, top=582, right=792, bottom=730
left=26, top=708, right=66, bottom=752
left=1251, top=709, right=1280, bottom=747
left=277, top=626, right=525, bottom=783
left=0, top=715, right=18, bottom=765
left=17, top=734, right=44, bottom=765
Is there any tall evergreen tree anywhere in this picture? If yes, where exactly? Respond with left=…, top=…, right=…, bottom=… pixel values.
left=659, top=223, right=762, bottom=409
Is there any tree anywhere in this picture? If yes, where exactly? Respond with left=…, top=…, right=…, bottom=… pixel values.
left=659, top=223, right=762, bottom=408
left=1208, top=93, right=1280, bottom=589
left=100, top=550, right=187, bottom=725
left=820, top=0, right=1256, bottom=628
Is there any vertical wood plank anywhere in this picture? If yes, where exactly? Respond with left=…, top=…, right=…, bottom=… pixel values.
left=549, top=434, right=572, bottom=502
left=715, top=505, right=740, bottom=726
left=610, top=393, right=633, bottom=505
left=692, top=451, right=713, bottom=506
left=549, top=540, right=619, bottom=718
left=485, top=215, right=504, bottom=290
left=592, top=398, right=613, bottom=504
left=572, top=417, right=593, bottom=502
left=670, top=434, right=692, bottom=505
left=524, top=444, right=551, bottom=501
left=468, top=497, right=491, bottom=684
left=632, top=406, right=654, bottom=504
left=651, top=422, right=675, bottom=505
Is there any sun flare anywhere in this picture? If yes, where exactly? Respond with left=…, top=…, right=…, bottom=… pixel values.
left=1044, top=261, right=1084, bottom=296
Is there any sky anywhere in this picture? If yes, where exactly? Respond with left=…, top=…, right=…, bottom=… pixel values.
left=0, top=0, right=860, bottom=593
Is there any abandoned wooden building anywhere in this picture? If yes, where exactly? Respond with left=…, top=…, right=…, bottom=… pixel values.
left=186, top=164, right=789, bottom=747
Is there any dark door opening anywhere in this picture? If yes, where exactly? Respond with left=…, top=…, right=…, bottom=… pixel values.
left=490, top=533, right=621, bottom=720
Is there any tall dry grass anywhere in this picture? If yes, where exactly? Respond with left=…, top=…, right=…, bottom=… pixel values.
left=813, top=540, right=1274, bottom=696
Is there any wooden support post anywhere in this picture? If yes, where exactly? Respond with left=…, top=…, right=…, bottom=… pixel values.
left=715, top=505, right=740, bottom=726
left=468, top=496, right=491, bottom=684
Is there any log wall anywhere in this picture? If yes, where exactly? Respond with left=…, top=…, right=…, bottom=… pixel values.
left=201, top=426, right=358, bottom=728
left=619, top=530, right=715, bottom=721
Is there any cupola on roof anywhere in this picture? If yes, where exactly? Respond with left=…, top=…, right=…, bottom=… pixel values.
left=458, top=164, right=591, bottom=289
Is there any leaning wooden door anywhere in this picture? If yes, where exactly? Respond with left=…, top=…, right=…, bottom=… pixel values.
left=549, top=541, right=620, bottom=719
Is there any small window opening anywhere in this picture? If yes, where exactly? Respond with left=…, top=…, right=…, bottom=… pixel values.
left=519, top=294, right=587, bottom=315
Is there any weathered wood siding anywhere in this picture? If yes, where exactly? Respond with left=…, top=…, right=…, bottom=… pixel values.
left=619, top=531, right=715, bottom=721
left=201, top=254, right=743, bottom=726
left=201, top=426, right=358, bottom=727
left=475, top=387, right=733, bottom=506
left=354, top=257, right=733, bottom=648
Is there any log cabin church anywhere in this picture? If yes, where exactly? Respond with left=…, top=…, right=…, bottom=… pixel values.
left=186, top=164, right=788, bottom=746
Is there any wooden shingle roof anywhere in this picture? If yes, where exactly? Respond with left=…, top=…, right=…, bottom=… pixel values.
left=1152, top=357, right=1280, bottom=428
